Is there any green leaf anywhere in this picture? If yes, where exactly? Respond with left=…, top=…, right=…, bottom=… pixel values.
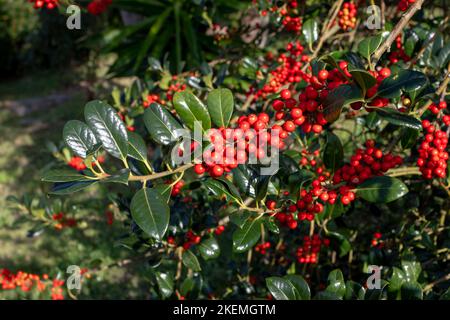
left=42, top=168, right=95, bottom=182
left=203, top=178, right=242, bottom=203
left=232, top=218, right=262, bottom=253
left=127, top=131, right=148, bottom=162
left=173, top=91, right=211, bottom=132
left=401, top=282, right=423, bottom=300
left=285, top=275, right=310, bottom=300
left=389, top=267, right=406, bottom=292
left=101, top=168, right=130, bottom=185
left=154, top=184, right=172, bottom=203
left=198, top=238, right=220, bottom=260
left=375, top=108, right=422, bottom=130
left=207, top=88, right=234, bottom=127
left=326, top=269, right=346, bottom=298
left=323, top=132, right=344, bottom=170
left=322, top=84, right=364, bottom=123
left=182, top=249, right=201, bottom=272
left=155, top=272, right=173, bottom=298
left=130, top=188, right=170, bottom=240
left=348, top=69, right=376, bottom=94
left=144, top=103, right=183, bottom=145
left=50, top=181, right=97, bottom=195
left=263, top=217, right=280, bottom=234
left=401, top=260, right=421, bottom=283
left=401, top=128, right=420, bottom=149
left=233, top=165, right=257, bottom=197
left=357, top=34, right=383, bottom=61
left=302, top=19, right=319, bottom=48
left=84, top=100, right=128, bottom=160
left=344, top=281, right=365, bottom=300
left=266, top=277, right=297, bottom=300
left=63, top=120, right=98, bottom=159
left=356, top=176, right=409, bottom=203
left=377, top=70, right=428, bottom=99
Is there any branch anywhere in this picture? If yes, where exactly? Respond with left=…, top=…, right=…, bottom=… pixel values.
left=372, top=0, right=425, bottom=63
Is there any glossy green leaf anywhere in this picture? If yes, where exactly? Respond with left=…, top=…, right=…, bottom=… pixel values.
left=376, top=108, right=422, bottom=130
left=356, top=176, right=408, bottom=203
left=266, top=277, right=297, bottom=300
left=302, top=19, right=319, bottom=48
left=401, top=282, right=423, bottom=300
left=182, top=249, right=201, bottom=272
left=357, top=34, right=383, bottom=61
left=232, top=218, right=261, bottom=253
left=198, top=238, right=220, bottom=260
left=127, top=131, right=148, bottom=162
left=130, top=188, right=170, bottom=240
left=322, top=84, right=364, bottom=123
left=50, top=181, right=97, bottom=195
left=42, top=168, right=95, bottom=182
left=207, top=88, right=234, bottom=127
left=101, top=169, right=130, bottom=185
left=154, top=184, right=172, bottom=203
left=326, top=269, right=346, bottom=298
left=401, top=260, right=421, bottom=283
left=401, top=128, right=420, bottom=149
left=84, top=100, right=128, bottom=160
left=349, top=69, right=376, bottom=94
left=377, top=70, right=428, bottom=99
left=173, top=91, right=211, bottom=132
left=285, top=275, right=310, bottom=300
left=144, top=103, right=183, bottom=145
left=389, top=267, right=406, bottom=292
left=323, top=132, right=344, bottom=170
left=344, top=280, right=365, bottom=300
left=63, top=120, right=98, bottom=159
left=155, top=272, right=173, bottom=298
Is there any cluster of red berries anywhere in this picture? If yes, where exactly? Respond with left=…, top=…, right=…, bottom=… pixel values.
left=166, top=77, right=187, bottom=101
left=257, top=1, right=301, bottom=33
left=182, top=230, right=202, bottom=250
left=143, top=93, right=166, bottom=108
left=87, top=0, right=112, bottom=15
left=194, top=112, right=284, bottom=178
left=214, top=225, right=226, bottom=235
left=68, top=156, right=87, bottom=171
left=371, top=232, right=384, bottom=248
left=337, top=2, right=357, bottom=31
left=250, top=41, right=309, bottom=100
left=417, top=120, right=449, bottom=179
left=397, top=0, right=416, bottom=12
left=170, top=180, right=185, bottom=196
left=388, top=35, right=411, bottom=64
left=52, top=212, right=77, bottom=230
left=351, top=67, right=392, bottom=110
left=295, top=235, right=329, bottom=264
left=333, top=140, right=403, bottom=203
left=271, top=61, right=360, bottom=135
left=29, top=0, right=59, bottom=9
left=279, top=1, right=301, bottom=33
left=0, top=269, right=64, bottom=300
left=428, top=101, right=447, bottom=115
left=255, top=242, right=271, bottom=255
left=68, top=155, right=105, bottom=171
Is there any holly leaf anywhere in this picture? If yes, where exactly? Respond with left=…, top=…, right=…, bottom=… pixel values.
left=207, top=88, right=234, bottom=127
left=84, top=100, right=128, bottom=160
left=130, top=188, right=170, bottom=240
left=356, top=176, right=408, bottom=203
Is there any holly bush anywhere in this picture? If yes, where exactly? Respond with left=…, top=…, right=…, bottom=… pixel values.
left=2, top=0, right=450, bottom=300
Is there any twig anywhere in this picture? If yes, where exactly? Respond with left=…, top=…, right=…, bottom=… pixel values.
left=372, top=0, right=425, bottom=63
left=423, top=273, right=450, bottom=292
